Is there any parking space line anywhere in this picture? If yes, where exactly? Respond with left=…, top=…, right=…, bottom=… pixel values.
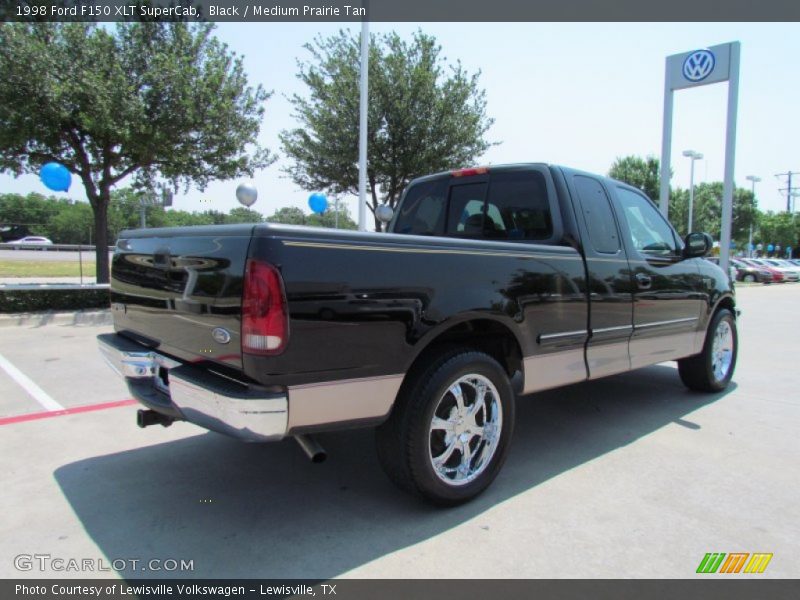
left=0, top=399, right=137, bottom=426
left=0, top=352, right=65, bottom=411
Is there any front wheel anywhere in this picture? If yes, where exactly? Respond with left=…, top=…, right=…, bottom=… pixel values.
left=678, top=308, right=738, bottom=392
left=376, top=348, right=515, bottom=506
left=743, top=274, right=756, bottom=283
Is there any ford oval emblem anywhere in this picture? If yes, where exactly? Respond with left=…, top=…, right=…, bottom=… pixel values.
left=682, top=49, right=715, bottom=82
left=212, top=327, right=232, bottom=345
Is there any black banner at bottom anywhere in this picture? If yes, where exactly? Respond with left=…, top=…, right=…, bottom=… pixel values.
left=4, top=579, right=800, bottom=600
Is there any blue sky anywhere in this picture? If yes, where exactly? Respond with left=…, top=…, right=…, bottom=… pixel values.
left=2, top=21, right=798, bottom=220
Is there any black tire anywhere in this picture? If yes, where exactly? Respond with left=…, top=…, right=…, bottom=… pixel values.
left=376, top=348, right=515, bottom=506
left=678, top=309, right=738, bottom=392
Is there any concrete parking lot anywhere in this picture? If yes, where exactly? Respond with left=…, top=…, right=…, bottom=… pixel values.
left=0, top=284, right=797, bottom=579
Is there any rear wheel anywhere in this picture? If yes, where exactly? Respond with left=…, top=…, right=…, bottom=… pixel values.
left=678, top=309, right=737, bottom=392
left=376, top=348, right=515, bottom=506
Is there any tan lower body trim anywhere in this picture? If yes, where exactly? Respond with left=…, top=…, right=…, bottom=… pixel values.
left=587, top=340, right=632, bottom=379
left=629, top=331, right=697, bottom=370
left=522, top=349, right=587, bottom=394
left=287, top=374, right=404, bottom=430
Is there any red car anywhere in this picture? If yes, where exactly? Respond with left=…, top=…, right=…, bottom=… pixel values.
left=740, top=258, right=785, bottom=283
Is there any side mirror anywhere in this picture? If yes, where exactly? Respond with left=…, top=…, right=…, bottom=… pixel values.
left=375, top=204, right=394, bottom=232
left=683, top=232, right=713, bottom=258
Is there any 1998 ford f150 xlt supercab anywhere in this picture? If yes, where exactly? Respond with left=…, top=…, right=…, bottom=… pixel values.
left=98, top=163, right=738, bottom=505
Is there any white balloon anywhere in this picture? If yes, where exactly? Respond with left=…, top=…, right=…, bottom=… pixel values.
left=236, top=182, right=258, bottom=207
left=375, top=204, right=394, bottom=223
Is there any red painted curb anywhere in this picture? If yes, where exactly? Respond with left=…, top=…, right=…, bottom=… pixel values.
left=0, top=399, right=137, bottom=426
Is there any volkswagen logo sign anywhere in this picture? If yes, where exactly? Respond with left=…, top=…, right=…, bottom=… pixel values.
left=682, top=49, right=716, bottom=82
left=212, top=327, right=232, bottom=345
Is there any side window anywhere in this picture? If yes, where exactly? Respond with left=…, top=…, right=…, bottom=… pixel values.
left=573, top=175, right=620, bottom=254
left=616, top=187, right=678, bottom=257
left=486, top=171, right=552, bottom=240
left=446, top=183, right=488, bottom=237
left=393, top=179, right=448, bottom=235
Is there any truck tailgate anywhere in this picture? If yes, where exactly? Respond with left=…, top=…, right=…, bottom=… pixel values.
left=109, top=225, right=254, bottom=370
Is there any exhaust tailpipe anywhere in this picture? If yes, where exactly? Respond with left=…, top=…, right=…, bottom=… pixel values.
left=137, top=409, right=174, bottom=428
left=295, top=434, right=327, bottom=463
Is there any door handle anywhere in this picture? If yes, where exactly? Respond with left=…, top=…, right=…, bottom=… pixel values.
left=635, top=273, right=652, bottom=289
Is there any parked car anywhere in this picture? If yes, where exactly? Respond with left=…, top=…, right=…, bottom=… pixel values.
left=6, top=236, right=53, bottom=247
left=705, top=257, right=737, bottom=282
left=768, top=259, right=800, bottom=280
left=758, top=259, right=800, bottom=282
left=98, top=163, right=737, bottom=505
left=742, top=259, right=787, bottom=283
left=729, top=258, right=775, bottom=283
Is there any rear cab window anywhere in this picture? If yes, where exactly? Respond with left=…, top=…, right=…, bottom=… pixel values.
left=393, top=167, right=560, bottom=243
left=572, top=175, right=621, bottom=254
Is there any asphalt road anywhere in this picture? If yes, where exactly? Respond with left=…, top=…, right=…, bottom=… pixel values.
left=0, top=249, right=112, bottom=262
left=0, top=284, right=797, bottom=579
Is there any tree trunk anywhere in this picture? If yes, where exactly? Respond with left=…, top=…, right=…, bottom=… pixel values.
left=369, top=174, right=380, bottom=232
left=93, top=190, right=111, bottom=284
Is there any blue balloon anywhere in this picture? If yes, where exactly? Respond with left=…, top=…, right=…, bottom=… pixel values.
left=40, top=162, right=71, bottom=192
left=308, top=193, right=328, bottom=214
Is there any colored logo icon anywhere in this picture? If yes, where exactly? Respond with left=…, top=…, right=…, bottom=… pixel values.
left=696, top=552, right=773, bottom=574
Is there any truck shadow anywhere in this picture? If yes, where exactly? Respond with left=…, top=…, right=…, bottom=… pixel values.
left=54, top=364, right=734, bottom=579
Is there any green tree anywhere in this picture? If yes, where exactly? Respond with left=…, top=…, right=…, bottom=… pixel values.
left=0, top=22, right=272, bottom=282
left=0, top=192, right=63, bottom=236
left=687, top=182, right=758, bottom=245
left=608, top=155, right=662, bottom=202
left=281, top=30, right=494, bottom=231
left=48, top=201, right=93, bottom=244
left=307, top=204, right=358, bottom=230
left=667, top=188, right=690, bottom=236
left=756, top=211, right=799, bottom=252
left=265, top=205, right=358, bottom=229
left=267, top=207, right=307, bottom=225
left=162, top=210, right=216, bottom=228
left=226, top=207, right=264, bottom=224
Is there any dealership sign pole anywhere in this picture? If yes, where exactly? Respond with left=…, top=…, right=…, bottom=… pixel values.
left=659, top=42, right=740, bottom=273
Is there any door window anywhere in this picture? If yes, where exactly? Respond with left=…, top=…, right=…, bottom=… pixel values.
left=616, top=187, right=678, bottom=257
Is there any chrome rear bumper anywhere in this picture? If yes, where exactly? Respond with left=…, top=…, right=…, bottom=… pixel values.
left=97, top=333, right=288, bottom=442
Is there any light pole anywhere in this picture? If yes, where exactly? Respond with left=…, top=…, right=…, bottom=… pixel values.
left=357, top=15, right=369, bottom=231
left=745, top=175, right=761, bottom=258
left=682, top=150, right=703, bottom=233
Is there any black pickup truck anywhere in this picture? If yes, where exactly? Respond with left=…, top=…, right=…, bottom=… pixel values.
left=98, top=163, right=737, bottom=505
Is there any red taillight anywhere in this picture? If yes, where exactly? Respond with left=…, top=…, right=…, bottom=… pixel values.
left=451, top=166, right=489, bottom=178
left=242, top=259, right=289, bottom=355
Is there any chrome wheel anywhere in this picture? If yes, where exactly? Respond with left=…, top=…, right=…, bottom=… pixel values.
left=428, top=374, right=503, bottom=486
left=711, top=319, right=734, bottom=382
left=743, top=274, right=755, bottom=283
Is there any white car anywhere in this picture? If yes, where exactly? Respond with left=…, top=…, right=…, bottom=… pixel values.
left=761, top=259, right=800, bottom=282
left=7, top=236, right=53, bottom=246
